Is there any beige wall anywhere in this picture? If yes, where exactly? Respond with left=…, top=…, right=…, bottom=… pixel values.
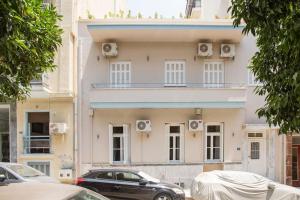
left=76, top=21, right=284, bottom=183
left=17, top=100, right=74, bottom=180
left=81, top=108, right=244, bottom=164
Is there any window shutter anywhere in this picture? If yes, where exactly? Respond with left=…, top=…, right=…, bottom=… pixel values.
left=165, top=61, right=186, bottom=86
left=165, top=124, right=170, bottom=162
left=123, top=124, right=129, bottom=164
left=203, top=62, right=224, bottom=87
left=108, top=124, right=113, bottom=164
left=180, top=124, right=185, bottom=163
left=220, top=123, right=224, bottom=162
left=110, top=62, right=131, bottom=87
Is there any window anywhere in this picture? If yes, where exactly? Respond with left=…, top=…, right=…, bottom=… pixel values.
left=165, top=61, right=186, bottom=86
left=250, top=142, right=260, bottom=159
left=27, top=161, right=50, bottom=176
left=109, top=125, right=129, bottom=163
left=113, top=127, right=124, bottom=162
left=169, top=125, right=182, bottom=162
left=203, top=62, right=224, bottom=88
left=195, top=0, right=201, bottom=7
left=24, top=112, right=50, bottom=154
left=95, top=172, right=113, bottom=180
left=205, top=123, right=223, bottom=161
left=248, top=133, right=263, bottom=138
left=0, top=167, right=17, bottom=181
left=115, top=172, right=141, bottom=182
left=248, top=70, right=261, bottom=86
left=110, top=62, right=131, bottom=87
left=0, top=107, right=10, bottom=162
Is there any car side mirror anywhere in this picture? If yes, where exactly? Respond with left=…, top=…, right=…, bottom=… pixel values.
left=139, top=179, right=148, bottom=186
left=0, top=174, right=6, bottom=182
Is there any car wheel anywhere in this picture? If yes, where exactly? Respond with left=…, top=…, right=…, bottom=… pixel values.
left=154, top=193, right=173, bottom=200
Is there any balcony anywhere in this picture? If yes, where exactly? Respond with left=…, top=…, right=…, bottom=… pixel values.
left=23, top=136, right=51, bottom=154
left=90, top=83, right=246, bottom=109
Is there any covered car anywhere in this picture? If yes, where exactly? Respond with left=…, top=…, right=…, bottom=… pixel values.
left=191, top=170, right=300, bottom=200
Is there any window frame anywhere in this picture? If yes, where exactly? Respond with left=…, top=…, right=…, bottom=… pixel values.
left=203, top=61, right=224, bottom=88
left=109, top=124, right=129, bottom=164
left=110, top=61, right=131, bottom=88
left=23, top=111, right=51, bottom=154
left=247, top=69, right=261, bottom=86
left=164, top=60, right=186, bottom=87
left=167, top=124, right=185, bottom=163
left=27, top=161, right=51, bottom=176
left=204, top=122, right=223, bottom=162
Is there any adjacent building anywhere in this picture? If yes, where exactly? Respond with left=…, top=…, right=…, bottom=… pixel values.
left=75, top=1, right=286, bottom=188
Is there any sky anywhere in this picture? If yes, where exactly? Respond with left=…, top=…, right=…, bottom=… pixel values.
left=127, top=0, right=186, bottom=18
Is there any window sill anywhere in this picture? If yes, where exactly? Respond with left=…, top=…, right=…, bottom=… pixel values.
left=19, top=153, right=55, bottom=159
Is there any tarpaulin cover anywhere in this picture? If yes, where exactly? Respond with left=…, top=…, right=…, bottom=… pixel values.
left=191, top=170, right=300, bottom=200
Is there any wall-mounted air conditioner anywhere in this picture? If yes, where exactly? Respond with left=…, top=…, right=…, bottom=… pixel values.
left=220, top=44, right=235, bottom=58
left=50, top=123, right=67, bottom=135
left=102, top=43, right=118, bottom=57
left=188, top=120, right=203, bottom=132
left=198, top=43, right=213, bottom=57
left=136, top=120, right=151, bottom=132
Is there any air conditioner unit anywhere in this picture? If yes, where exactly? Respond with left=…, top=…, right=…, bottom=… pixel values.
left=136, top=120, right=151, bottom=132
left=188, top=120, right=203, bottom=132
left=50, top=123, right=67, bottom=134
left=198, top=43, right=213, bottom=57
left=59, top=169, right=73, bottom=180
left=220, top=44, right=235, bottom=58
left=102, top=43, right=118, bottom=57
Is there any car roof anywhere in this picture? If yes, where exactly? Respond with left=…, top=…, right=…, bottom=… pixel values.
left=89, top=168, right=140, bottom=173
left=0, top=182, right=83, bottom=200
left=0, top=162, right=22, bottom=167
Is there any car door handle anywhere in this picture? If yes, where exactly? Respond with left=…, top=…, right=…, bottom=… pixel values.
left=113, top=185, right=121, bottom=190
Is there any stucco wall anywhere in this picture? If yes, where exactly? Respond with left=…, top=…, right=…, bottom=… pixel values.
left=80, top=108, right=244, bottom=164
left=17, top=100, right=74, bottom=179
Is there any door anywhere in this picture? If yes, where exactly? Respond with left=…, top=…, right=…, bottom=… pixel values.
left=247, top=139, right=266, bottom=176
left=292, top=145, right=300, bottom=187
left=112, top=171, right=153, bottom=200
left=0, top=107, right=10, bottom=162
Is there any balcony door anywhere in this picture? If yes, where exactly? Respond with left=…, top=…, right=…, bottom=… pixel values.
left=0, top=106, right=10, bottom=162
left=24, top=112, right=50, bottom=154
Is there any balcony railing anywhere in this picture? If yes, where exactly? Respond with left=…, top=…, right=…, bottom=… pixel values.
left=23, top=136, right=51, bottom=154
left=91, top=83, right=246, bottom=89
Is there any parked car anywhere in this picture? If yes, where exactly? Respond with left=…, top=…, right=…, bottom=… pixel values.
left=191, top=170, right=300, bottom=200
left=0, top=162, right=58, bottom=183
left=0, top=181, right=109, bottom=200
left=76, top=169, right=185, bottom=200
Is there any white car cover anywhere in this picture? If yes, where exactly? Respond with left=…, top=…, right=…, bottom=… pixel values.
left=191, top=170, right=300, bottom=200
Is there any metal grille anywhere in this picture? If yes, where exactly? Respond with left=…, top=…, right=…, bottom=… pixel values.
left=28, top=162, right=50, bottom=176
left=250, top=142, right=260, bottom=159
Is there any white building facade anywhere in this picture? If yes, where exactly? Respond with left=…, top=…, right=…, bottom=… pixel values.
left=76, top=16, right=286, bottom=188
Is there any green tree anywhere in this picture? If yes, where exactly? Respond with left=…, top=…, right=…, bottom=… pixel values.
left=229, top=0, right=300, bottom=133
left=0, top=0, right=62, bottom=102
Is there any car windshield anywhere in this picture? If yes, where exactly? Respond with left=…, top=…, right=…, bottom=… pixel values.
left=6, top=164, right=44, bottom=178
left=138, top=171, right=160, bottom=183
left=68, top=190, right=108, bottom=200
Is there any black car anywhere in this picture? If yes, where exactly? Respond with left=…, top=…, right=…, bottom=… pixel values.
left=76, top=169, right=185, bottom=200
